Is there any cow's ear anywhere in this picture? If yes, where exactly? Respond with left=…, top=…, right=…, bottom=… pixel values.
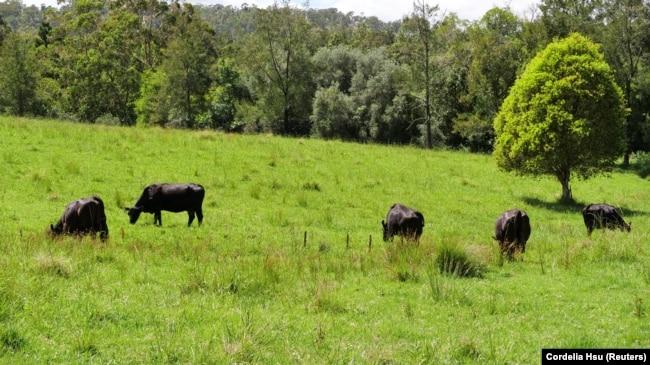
left=381, top=220, right=386, bottom=228
left=50, top=224, right=54, bottom=230
left=124, top=207, right=130, bottom=212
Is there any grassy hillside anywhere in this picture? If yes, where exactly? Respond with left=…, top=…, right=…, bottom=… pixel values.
left=1, top=117, right=648, bottom=363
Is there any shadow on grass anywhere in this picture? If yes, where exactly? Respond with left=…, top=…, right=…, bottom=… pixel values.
left=522, top=197, right=585, bottom=214
left=523, top=197, right=649, bottom=218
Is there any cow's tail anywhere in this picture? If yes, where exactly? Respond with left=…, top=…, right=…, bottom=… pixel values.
left=415, top=211, right=424, bottom=227
left=195, top=184, right=206, bottom=203
left=92, top=195, right=109, bottom=239
left=517, top=211, right=530, bottom=243
left=93, top=195, right=105, bottom=208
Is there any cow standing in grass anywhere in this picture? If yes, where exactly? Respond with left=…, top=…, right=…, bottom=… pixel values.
left=494, top=209, right=530, bottom=260
left=125, top=183, right=205, bottom=227
left=50, top=195, right=108, bottom=241
left=582, top=203, right=631, bottom=236
left=382, top=203, right=425, bottom=243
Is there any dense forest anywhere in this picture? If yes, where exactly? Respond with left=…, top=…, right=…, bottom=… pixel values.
left=1, top=0, right=650, bottom=154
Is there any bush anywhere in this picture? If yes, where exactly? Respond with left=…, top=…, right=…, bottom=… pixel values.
left=631, top=151, right=650, bottom=178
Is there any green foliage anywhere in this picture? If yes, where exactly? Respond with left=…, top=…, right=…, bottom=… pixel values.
left=0, top=32, right=40, bottom=116
left=239, top=0, right=316, bottom=135
left=310, top=84, right=355, bottom=139
left=310, top=46, right=415, bottom=142
left=395, top=1, right=441, bottom=148
left=198, top=58, right=251, bottom=131
left=494, top=33, right=627, bottom=201
left=134, top=69, right=169, bottom=127
left=629, top=151, right=650, bottom=178
left=158, top=3, right=217, bottom=128
left=454, top=8, right=527, bottom=152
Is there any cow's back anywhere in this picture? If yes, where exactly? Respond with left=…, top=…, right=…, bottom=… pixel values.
left=53, top=195, right=108, bottom=239
left=495, top=210, right=517, bottom=242
left=384, top=203, right=424, bottom=241
left=495, top=209, right=530, bottom=244
left=158, top=183, right=205, bottom=212
left=582, top=203, right=629, bottom=234
left=495, top=209, right=530, bottom=259
left=61, top=199, right=84, bottom=231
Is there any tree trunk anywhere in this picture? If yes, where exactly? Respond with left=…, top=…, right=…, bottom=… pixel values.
left=559, top=177, right=573, bottom=204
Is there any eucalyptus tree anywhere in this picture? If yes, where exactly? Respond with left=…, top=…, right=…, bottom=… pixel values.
left=157, top=2, right=217, bottom=128
left=599, top=0, right=650, bottom=163
left=112, top=0, right=170, bottom=70
left=0, top=15, right=11, bottom=46
left=494, top=33, right=627, bottom=203
left=395, top=0, right=440, bottom=148
left=93, top=7, right=143, bottom=124
left=428, top=13, right=472, bottom=149
left=0, top=32, right=40, bottom=116
left=454, top=7, right=527, bottom=151
left=240, top=0, right=317, bottom=136
left=42, top=0, right=107, bottom=122
left=538, top=0, right=604, bottom=41
left=199, top=58, right=252, bottom=131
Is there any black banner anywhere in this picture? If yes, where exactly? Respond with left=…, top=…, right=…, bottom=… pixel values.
left=543, top=349, right=648, bottom=364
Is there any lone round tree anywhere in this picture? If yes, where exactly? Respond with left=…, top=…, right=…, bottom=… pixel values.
left=493, top=33, right=627, bottom=203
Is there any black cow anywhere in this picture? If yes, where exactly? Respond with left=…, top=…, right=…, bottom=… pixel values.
left=382, top=203, right=425, bottom=243
left=582, top=203, right=631, bottom=236
left=50, top=195, right=108, bottom=241
left=494, top=209, right=530, bottom=260
left=125, top=183, right=205, bottom=227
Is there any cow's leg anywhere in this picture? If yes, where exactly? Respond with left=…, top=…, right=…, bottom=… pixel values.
left=187, top=211, right=195, bottom=227
left=196, top=208, right=203, bottom=226
left=506, top=241, right=515, bottom=260
left=99, top=221, right=108, bottom=241
left=154, top=211, right=162, bottom=226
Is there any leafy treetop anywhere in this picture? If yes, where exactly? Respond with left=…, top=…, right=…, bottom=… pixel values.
left=493, top=32, right=627, bottom=202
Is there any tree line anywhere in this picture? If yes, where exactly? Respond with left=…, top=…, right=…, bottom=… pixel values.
left=1, top=0, right=650, bottom=155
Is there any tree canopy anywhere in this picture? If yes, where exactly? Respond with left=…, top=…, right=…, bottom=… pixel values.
left=493, top=33, right=627, bottom=202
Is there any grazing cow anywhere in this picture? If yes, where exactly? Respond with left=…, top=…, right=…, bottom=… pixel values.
left=582, top=203, right=631, bottom=236
left=50, top=195, right=108, bottom=241
left=494, top=209, right=530, bottom=260
left=125, top=183, right=205, bottom=227
left=382, top=203, right=425, bottom=243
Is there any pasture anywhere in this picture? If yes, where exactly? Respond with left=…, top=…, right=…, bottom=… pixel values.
left=0, top=117, right=648, bottom=363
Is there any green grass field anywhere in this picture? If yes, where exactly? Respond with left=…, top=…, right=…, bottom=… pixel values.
left=1, top=117, right=648, bottom=364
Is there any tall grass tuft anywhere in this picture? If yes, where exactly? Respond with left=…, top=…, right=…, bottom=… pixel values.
left=435, top=242, right=486, bottom=278
left=35, top=253, right=73, bottom=278
left=426, top=262, right=453, bottom=302
left=0, top=328, right=26, bottom=353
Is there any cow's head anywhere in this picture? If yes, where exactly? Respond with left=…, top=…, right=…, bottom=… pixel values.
left=50, top=223, right=63, bottom=235
left=124, top=206, right=142, bottom=224
left=517, top=241, right=527, bottom=254
left=381, top=220, right=389, bottom=242
left=625, top=221, right=632, bottom=232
